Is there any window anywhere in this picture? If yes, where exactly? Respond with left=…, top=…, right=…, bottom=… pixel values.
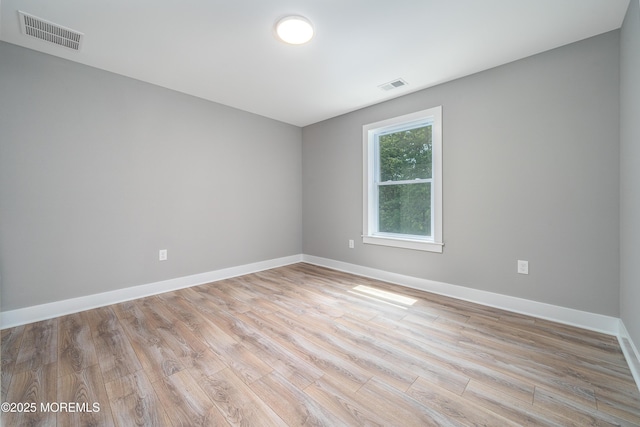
left=363, top=106, right=443, bottom=252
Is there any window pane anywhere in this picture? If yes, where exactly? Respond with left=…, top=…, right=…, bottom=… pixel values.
left=378, top=182, right=431, bottom=236
left=379, top=125, right=432, bottom=182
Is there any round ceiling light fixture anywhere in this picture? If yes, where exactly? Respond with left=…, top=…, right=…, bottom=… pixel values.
left=275, top=16, right=314, bottom=45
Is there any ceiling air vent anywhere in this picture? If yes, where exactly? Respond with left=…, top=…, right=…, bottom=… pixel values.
left=18, top=11, right=83, bottom=51
left=379, top=78, right=408, bottom=91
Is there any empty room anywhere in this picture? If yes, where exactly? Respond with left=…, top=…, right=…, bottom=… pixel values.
left=1, top=0, right=640, bottom=425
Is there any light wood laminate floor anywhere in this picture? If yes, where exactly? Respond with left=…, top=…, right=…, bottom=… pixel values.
left=2, top=263, right=640, bottom=426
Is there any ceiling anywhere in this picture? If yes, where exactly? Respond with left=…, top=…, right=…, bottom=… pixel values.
left=0, top=0, right=630, bottom=127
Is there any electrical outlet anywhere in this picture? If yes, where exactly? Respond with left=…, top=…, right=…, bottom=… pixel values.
left=159, top=249, right=168, bottom=261
left=517, top=260, right=528, bottom=275
left=348, top=239, right=355, bottom=249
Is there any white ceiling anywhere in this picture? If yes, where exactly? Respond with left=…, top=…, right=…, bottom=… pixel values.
left=0, top=0, right=630, bottom=127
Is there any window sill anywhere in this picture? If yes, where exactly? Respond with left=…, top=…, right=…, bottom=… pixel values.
left=362, top=235, right=443, bottom=253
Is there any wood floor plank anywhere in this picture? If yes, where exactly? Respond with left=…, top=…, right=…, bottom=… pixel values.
left=85, top=305, right=121, bottom=337
left=2, top=263, right=638, bottom=426
left=58, top=311, right=99, bottom=377
left=333, top=315, right=472, bottom=395
left=463, top=379, right=559, bottom=426
left=238, top=310, right=372, bottom=392
left=459, top=321, right=631, bottom=385
left=14, top=318, right=57, bottom=373
left=153, top=294, right=229, bottom=379
left=193, top=367, right=287, bottom=427
left=271, top=307, right=418, bottom=392
left=337, top=314, right=537, bottom=403
left=465, top=313, right=625, bottom=367
left=86, top=306, right=143, bottom=383
left=191, top=300, right=323, bottom=389
left=457, top=329, right=602, bottom=409
left=273, top=265, right=385, bottom=321
left=57, top=363, right=115, bottom=426
left=1, top=362, right=57, bottom=427
left=595, top=388, right=640, bottom=425
left=226, top=312, right=324, bottom=388
left=329, top=314, right=472, bottom=395
left=250, top=271, right=346, bottom=319
left=1, top=324, right=25, bottom=401
left=407, top=376, right=520, bottom=427
left=112, top=301, right=183, bottom=383
left=104, top=370, right=172, bottom=427
left=250, top=370, right=344, bottom=426
left=151, top=369, right=228, bottom=426
left=533, top=386, right=628, bottom=427
left=191, top=281, right=253, bottom=314
left=251, top=271, right=352, bottom=319
left=155, top=290, right=213, bottom=333
left=302, top=374, right=387, bottom=426
left=354, top=376, right=461, bottom=427
left=534, top=318, right=626, bottom=361
left=178, top=288, right=274, bottom=385
left=136, top=296, right=213, bottom=370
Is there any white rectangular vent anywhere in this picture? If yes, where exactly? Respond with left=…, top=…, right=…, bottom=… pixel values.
left=19, top=11, right=83, bottom=51
left=379, top=78, right=408, bottom=91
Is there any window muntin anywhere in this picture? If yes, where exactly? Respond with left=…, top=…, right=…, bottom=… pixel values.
left=363, top=107, right=443, bottom=252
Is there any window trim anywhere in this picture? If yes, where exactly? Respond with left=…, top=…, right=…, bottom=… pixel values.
left=362, top=106, right=443, bottom=253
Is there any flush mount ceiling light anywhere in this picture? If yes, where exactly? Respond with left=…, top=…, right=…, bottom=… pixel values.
left=275, top=16, right=314, bottom=45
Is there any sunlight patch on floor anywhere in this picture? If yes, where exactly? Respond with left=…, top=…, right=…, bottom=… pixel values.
left=350, top=285, right=417, bottom=307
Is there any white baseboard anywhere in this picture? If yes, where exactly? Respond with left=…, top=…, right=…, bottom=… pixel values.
left=0, top=252, right=622, bottom=338
left=4, top=253, right=635, bottom=390
left=0, top=254, right=303, bottom=329
left=619, top=321, right=640, bottom=393
left=302, top=255, right=621, bottom=336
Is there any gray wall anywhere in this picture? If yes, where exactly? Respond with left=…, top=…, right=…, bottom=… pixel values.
left=0, top=27, right=627, bottom=320
left=302, top=31, right=620, bottom=316
left=0, top=42, right=302, bottom=311
left=620, top=1, right=640, bottom=345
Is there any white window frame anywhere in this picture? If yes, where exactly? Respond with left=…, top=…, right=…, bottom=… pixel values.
left=363, top=106, right=443, bottom=253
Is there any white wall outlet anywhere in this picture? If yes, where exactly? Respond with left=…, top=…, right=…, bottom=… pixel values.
left=348, top=239, right=355, bottom=249
left=159, top=249, right=168, bottom=261
left=517, top=260, right=529, bottom=275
